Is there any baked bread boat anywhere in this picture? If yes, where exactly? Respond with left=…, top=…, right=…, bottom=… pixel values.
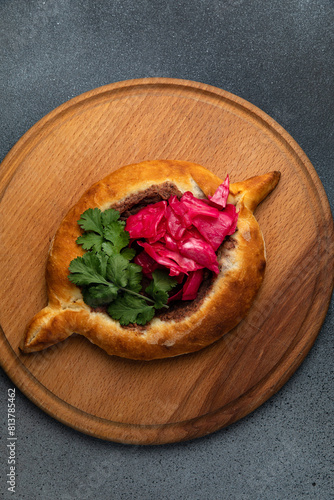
left=21, top=160, right=280, bottom=360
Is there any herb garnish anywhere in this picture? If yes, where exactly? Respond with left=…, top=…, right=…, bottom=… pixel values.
left=68, top=208, right=177, bottom=325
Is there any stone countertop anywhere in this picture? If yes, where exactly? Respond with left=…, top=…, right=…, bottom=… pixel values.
left=1, top=1, right=333, bottom=499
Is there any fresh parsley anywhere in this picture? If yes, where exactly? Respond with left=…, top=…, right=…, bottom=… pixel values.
left=68, top=252, right=109, bottom=286
left=68, top=207, right=178, bottom=325
left=145, top=269, right=178, bottom=309
left=107, top=294, right=156, bottom=326
left=76, top=207, right=129, bottom=254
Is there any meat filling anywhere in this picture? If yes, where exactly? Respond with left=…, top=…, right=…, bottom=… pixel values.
left=112, top=182, right=183, bottom=219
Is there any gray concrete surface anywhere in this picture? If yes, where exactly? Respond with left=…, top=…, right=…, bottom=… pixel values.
left=1, top=1, right=333, bottom=499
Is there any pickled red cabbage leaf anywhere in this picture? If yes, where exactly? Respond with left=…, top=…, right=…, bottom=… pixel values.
left=125, top=201, right=167, bottom=242
left=134, top=250, right=160, bottom=276
left=138, top=241, right=203, bottom=276
left=171, top=192, right=219, bottom=228
left=192, top=203, right=239, bottom=251
left=207, top=175, right=229, bottom=209
left=177, top=237, right=219, bottom=274
left=181, top=269, right=204, bottom=301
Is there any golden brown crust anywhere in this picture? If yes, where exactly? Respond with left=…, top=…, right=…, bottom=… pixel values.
left=21, top=160, right=280, bottom=360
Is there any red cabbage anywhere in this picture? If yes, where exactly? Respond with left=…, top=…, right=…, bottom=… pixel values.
left=178, top=191, right=219, bottom=225
left=177, top=237, right=219, bottom=274
left=168, top=195, right=193, bottom=228
left=134, top=250, right=160, bottom=276
left=167, top=288, right=184, bottom=303
left=182, top=269, right=204, bottom=300
left=166, top=204, right=187, bottom=240
left=192, top=203, right=239, bottom=251
left=138, top=241, right=203, bottom=276
left=125, top=201, right=167, bottom=242
left=208, top=175, right=229, bottom=209
left=124, top=176, right=239, bottom=300
left=164, top=233, right=179, bottom=252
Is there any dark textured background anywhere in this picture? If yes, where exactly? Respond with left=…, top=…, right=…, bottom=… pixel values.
left=1, top=1, right=333, bottom=499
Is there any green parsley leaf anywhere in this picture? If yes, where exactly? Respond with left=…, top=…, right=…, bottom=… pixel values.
left=70, top=206, right=172, bottom=326
left=77, top=208, right=103, bottom=235
left=96, top=251, right=109, bottom=278
left=120, top=248, right=136, bottom=261
left=101, top=208, right=121, bottom=226
left=68, top=252, right=109, bottom=286
left=106, top=254, right=130, bottom=288
left=126, top=263, right=143, bottom=293
left=101, top=241, right=114, bottom=256
left=145, top=269, right=178, bottom=309
left=82, top=283, right=118, bottom=308
left=149, top=289, right=168, bottom=309
left=103, top=222, right=129, bottom=254
left=76, top=233, right=104, bottom=252
left=107, top=294, right=155, bottom=326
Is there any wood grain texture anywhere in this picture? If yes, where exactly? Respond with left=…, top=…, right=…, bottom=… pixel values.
left=0, top=78, right=333, bottom=444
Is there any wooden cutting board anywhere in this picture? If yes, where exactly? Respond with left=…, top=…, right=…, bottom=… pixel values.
left=0, top=78, right=333, bottom=444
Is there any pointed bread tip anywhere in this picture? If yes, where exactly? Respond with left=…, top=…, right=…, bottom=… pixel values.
left=230, top=171, right=281, bottom=212
left=21, top=306, right=72, bottom=353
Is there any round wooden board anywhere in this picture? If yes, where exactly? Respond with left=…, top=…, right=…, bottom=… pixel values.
left=0, top=78, right=333, bottom=445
